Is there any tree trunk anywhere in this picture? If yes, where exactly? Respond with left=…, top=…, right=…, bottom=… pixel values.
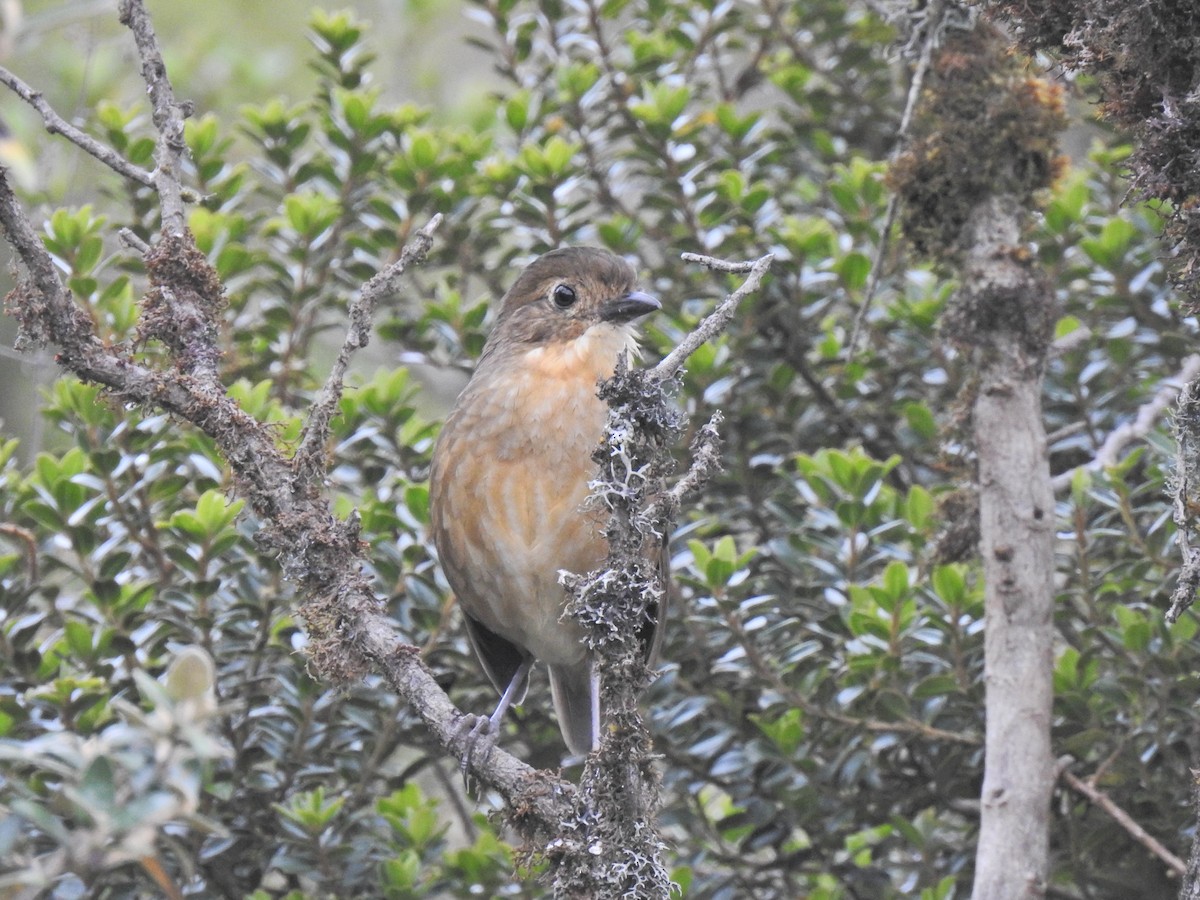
left=963, top=197, right=1056, bottom=899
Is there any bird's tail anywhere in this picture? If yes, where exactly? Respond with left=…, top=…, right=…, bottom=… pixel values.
left=547, top=660, right=599, bottom=757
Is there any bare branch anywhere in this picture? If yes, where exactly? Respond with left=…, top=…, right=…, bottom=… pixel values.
left=119, top=227, right=152, bottom=255
left=1049, top=324, right=1093, bottom=357
left=653, top=252, right=773, bottom=382
left=119, top=0, right=190, bottom=235
left=1051, top=354, right=1200, bottom=493
left=1059, top=759, right=1186, bottom=877
left=293, top=213, right=444, bottom=480
left=678, top=252, right=761, bottom=273
left=0, top=66, right=157, bottom=189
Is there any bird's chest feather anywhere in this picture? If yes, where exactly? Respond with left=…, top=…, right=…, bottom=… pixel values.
left=430, top=326, right=636, bottom=659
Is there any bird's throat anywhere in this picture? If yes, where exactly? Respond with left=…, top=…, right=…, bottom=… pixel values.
left=517, top=323, right=641, bottom=384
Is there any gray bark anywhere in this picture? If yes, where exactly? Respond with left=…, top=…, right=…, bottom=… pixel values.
left=963, top=198, right=1056, bottom=900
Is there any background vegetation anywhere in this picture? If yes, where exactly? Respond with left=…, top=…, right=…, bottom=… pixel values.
left=0, top=0, right=1197, bottom=897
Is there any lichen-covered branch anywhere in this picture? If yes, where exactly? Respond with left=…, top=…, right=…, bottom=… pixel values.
left=0, top=0, right=578, bottom=837
left=118, top=0, right=190, bottom=235
left=1167, top=376, right=1200, bottom=623
left=553, top=253, right=771, bottom=898
left=293, top=213, right=444, bottom=481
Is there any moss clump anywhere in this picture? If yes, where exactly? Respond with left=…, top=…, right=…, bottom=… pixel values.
left=887, top=24, right=1068, bottom=261
left=986, top=0, right=1200, bottom=304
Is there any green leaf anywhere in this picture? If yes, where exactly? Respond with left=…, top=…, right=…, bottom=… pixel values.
left=382, top=850, right=421, bottom=891
left=541, top=135, right=578, bottom=177
left=903, top=402, right=937, bottom=440
left=1054, top=314, right=1084, bottom=341
left=1043, top=173, right=1089, bottom=233
left=931, top=565, right=966, bottom=605
left=1080, top=217, right=1137, bottom=267
left=275, top=786, right=344, bottom=835
left=409, top=130, right=439, bottom=169
left=78, top=757, right=118, bottom=811
left=751, top=707, right=804, bottom=755
left=835, top=251, right=871, bottom=290
left=64, top=619, right=95, bottom=659
left=912, top=674, right=961, bottom=699
left=882, top=561, right=909, bottom=599
left=686, top=539, right=711, bottom=572
left=404, top=485, right=429, bottom=523
left=904, top=485, right=933, bottom=529
left=504, top=92, right=530, bottom=132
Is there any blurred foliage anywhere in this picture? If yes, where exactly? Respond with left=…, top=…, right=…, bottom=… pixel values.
left=0, top=1, right=1197, bottom=898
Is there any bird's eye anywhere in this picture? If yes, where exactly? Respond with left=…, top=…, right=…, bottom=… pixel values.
left=551, top=284, right=577, bottom=309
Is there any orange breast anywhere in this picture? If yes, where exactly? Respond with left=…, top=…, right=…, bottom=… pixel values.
left=429, top=331, right=632, bottom=666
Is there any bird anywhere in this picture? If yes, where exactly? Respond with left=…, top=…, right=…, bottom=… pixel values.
left=428, top=246, right=667, bottom=760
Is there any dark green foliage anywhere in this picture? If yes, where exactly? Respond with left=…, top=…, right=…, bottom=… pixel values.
left=0, top=3, right=1197, bottom=898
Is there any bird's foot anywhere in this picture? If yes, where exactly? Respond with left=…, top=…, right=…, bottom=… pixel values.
left=455, top=713, right=498, bottom=792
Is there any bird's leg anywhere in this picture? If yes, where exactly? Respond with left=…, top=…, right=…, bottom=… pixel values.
left=458, top=658, right=533, bottom=788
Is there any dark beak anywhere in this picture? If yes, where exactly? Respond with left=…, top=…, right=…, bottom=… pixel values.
left=599, top=290, right=661, bottom=324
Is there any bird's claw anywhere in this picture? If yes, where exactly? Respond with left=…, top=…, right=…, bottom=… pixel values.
left=456, top=713, right=498, bottom=793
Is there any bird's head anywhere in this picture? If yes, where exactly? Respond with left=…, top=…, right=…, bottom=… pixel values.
left=484, top=247, right=660, bottom=356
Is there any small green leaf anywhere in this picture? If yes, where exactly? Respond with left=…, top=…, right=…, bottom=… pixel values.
left=931, top=565, right=965, bottom=605
left=905, top=485, right=933, bottom=529
left=882, top=561, right=908, bottom=599
left=835, top=251, right=871, bottom=290
left=1054, top=314, right=1084, bottom=341
left=64, top=620, right=94, bottom=658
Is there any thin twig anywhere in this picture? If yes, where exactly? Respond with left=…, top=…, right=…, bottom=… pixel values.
left=119, top=227, right=152, bottom=255
left=293, top=213, right=443, bottom=480
left=654, top=252, right=774, bottom=381
left=0, top=523, right=38, bottom=583
left=1051, top=354, right=1200, bottom=493
left=119, top=0, right=190, bottom=236
left=0, top=66, right=157, bottom=189
left=847, top=0, right=945, bottom=358
left=1059, top=759, right=1187, bottom=876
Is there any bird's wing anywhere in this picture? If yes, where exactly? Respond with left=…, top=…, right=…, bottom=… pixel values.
left=460, top=610, right=533, bottom=704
